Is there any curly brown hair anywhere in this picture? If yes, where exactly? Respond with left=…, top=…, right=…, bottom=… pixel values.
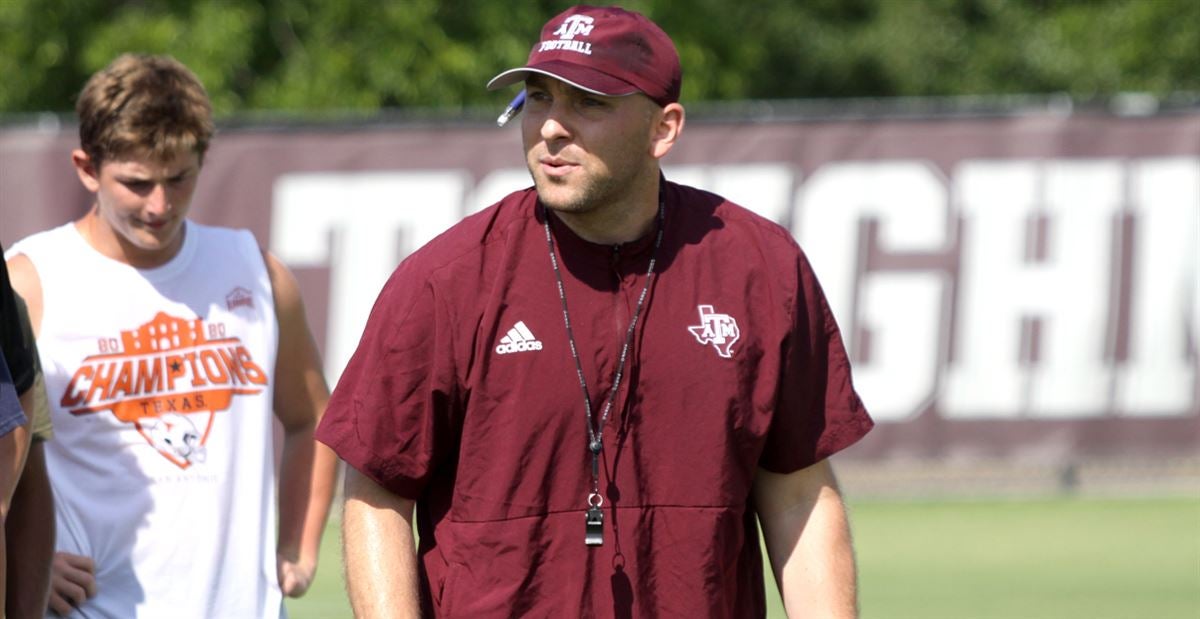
left=76, top=54, right=214, bottom=166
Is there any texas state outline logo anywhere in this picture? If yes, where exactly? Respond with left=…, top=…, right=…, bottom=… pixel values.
left=688, top=305, right=740, bottom=358
left=60, top=311, right=268, bottom=469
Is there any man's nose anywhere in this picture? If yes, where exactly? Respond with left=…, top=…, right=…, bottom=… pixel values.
left=539, top=99, right=573, bottom=141
left=144, top=184, right=169, bottom=215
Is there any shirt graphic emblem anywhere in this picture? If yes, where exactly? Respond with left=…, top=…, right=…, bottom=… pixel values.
left=688, top=305, right=740, bottom=359
left=225, top=286, right=254, bottom=311
left=61, top=312, right=269, bottom=469
left=495, top=321, right=544, bottom=355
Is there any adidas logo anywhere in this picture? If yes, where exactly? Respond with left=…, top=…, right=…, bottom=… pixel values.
left=495, top=321, right=544, bottom=355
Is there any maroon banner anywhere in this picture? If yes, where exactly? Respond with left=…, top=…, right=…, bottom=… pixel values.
left=3, top=110, right=1198, bottom=462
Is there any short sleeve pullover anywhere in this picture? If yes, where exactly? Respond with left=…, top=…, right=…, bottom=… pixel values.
left=316, top=181, right=873, bottom=617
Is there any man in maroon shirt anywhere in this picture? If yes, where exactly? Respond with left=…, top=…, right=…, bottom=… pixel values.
left=316, top=5, right=874, bottom=617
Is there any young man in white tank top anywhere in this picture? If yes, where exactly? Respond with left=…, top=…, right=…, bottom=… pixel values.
left=5, top=54, right=338, bottom=619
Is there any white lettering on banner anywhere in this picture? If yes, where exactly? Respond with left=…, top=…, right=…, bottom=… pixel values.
left=1034, top=161, right=1123, bottom=415
left=467, top=168, right=531, bottom=216
left=270, top=172, right=467, bottom=386
left=1118, top=159, right=1199, bottom=415
left=270, top=160, right=1198, bottom=421
left=944, top=161, right=1123, bottom=418
left=664, top=164, right=794, bottom=224
left=795, top=162, right=950, bottom=421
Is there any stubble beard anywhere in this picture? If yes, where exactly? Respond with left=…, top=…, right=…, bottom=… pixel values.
left=529, top=152, right=649, bottom=222
left=535, top=172, right=620, bottom=216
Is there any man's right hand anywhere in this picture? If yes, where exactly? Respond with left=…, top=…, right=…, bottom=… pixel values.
left=48, top=551, right=97, bottom=616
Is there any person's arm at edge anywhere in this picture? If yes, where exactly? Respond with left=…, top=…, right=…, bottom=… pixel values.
left=0, top=429, right=14, bottom=613
left=1, top=256, right=37, bottom=512
left=7, top=373, right=55, bottom=618
left=342, top=468, right=419, bottom=617
left=7, top=286, right=56, bottom=617
left=7, top=253, right=97, bottom=616
left=265, top=251, right=338, bottom=598
left=0, top=417, right=28, bottom=615
left=6, top=432, right=54, bottom=618
left=0, top=253, right=34, bottom=617
left=753, top=459, right=858, bottom=618
left=0, top=419, right=29, bottom=517
left=0, top=390, right=33, bottom=616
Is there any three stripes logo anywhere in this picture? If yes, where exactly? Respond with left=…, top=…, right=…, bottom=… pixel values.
left=495, top=321, right=544, bottom=355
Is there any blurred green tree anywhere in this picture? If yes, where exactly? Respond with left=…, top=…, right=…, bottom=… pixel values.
left=0, top=0, right=1196, bottom=116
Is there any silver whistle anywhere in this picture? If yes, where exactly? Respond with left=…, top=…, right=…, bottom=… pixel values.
left=585, top=505, right=604, bottom=546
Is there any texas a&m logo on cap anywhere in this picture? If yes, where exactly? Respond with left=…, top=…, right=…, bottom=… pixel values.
left=541, top=15, right=595, bottom=55
left=487, top=5, right=682, bottom=107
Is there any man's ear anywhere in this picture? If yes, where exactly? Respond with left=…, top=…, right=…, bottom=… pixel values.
left=71, top=149, right=101, bottom=193
left=650, top=102, right=685, bottom=160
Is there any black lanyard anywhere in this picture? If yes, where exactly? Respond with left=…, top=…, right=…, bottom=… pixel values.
left=542, top=199, right=665, bottom=546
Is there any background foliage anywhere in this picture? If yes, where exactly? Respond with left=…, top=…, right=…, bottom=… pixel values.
left=2, top=0, right=1198, bottom=115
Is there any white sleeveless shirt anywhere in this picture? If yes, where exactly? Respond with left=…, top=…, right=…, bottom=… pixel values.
left=10, top=222, right=283, bottom=619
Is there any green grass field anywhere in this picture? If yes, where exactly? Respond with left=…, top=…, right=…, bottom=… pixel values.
left=286, top=497, right=1200, bottom=618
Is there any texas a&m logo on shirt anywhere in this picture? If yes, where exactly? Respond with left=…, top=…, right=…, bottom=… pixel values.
left=688, top=305, right=740, bottom=359
left=61, top=312, right=268, bottom=469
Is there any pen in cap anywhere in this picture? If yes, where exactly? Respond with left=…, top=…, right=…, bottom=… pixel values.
left=496, top=90, right=526, bottom=127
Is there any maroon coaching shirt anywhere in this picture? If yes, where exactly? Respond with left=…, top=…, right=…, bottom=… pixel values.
left=316, top=180, right=873, bottom=617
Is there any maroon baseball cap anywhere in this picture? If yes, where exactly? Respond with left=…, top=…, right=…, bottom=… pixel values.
left=487, top=5, right=682, bottom=107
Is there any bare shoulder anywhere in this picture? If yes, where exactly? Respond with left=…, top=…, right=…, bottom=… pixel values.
left=260, top=249, right=319, bottom=353
left=260, top=249, right=329, bottom=424
left=262, top=251, right=303, bottom=315
left=6, top=253, right=44, bottom=335
left=6, top=253, right=41, bottom=298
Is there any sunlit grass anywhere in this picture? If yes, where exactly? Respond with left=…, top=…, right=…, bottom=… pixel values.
left=287, top=497, right=1200, bottom=618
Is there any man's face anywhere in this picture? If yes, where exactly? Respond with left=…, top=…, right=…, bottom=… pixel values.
left=77, top=148, right=201, bottom=264
left=521, top=75, right=660, bottom=215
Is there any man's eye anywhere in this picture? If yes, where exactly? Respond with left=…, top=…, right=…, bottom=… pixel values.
left=580, top=97, right=607, bottom=108
left=124, top=180, right=152, bottom=191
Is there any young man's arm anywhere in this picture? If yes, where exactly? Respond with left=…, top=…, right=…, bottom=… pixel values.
left=753, top=459, right=859, bottom=618
left=266, top=252, right=338, bottom=597
left=342, top=468, right=420, bottom=616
